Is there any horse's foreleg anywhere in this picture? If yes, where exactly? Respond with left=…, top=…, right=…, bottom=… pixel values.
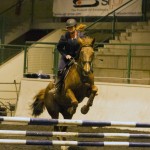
left=66, top=89, right=78, bottom=114
left=81, top=85, right=98, bottom=114
left=87, top=85, right=98, bottom=106
left=66, top=89, right=78, bottom=106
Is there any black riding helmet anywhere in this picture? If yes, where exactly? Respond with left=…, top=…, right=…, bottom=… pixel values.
left=66, top=18, right=77, bottom=28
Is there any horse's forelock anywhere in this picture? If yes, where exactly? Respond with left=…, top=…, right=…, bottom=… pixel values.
left=78, top=36, right=94, bottom=47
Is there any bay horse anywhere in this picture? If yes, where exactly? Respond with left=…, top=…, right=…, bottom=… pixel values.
left=31, top=36, right=98, bottom=133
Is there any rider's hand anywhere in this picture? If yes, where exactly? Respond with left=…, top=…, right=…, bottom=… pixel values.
left=66, top=55, right=72, bottom=60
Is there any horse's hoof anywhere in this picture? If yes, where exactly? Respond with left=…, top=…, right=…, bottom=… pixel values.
left=81, top=105, right=89, bottom=114
left=67, top=107, right=76, bottom=115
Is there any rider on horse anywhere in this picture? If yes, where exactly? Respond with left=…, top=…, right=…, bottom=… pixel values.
left=57, top=18, right=86, bottom=81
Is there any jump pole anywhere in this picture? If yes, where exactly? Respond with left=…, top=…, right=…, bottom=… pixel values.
left=1, top=116, right=150, bottom=128
left=1, top=139, right=150, bottom=147
left=0, top=130, right=150, bottom=139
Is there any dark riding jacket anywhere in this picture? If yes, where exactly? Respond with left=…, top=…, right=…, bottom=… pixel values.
left=57, top=31, right=84, bottom=60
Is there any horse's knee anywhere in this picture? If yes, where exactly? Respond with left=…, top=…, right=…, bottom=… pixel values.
left=92, top=85, right=98, bottom=93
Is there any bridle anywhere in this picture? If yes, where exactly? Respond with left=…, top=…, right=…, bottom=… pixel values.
left=77, top=44, right=94, bottom=76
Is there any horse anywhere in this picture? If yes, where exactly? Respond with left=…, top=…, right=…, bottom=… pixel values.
left=31, top=36, right=98, bottom=133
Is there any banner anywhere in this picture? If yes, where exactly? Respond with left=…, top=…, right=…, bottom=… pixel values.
left=53, top=0, right=142, bottom=17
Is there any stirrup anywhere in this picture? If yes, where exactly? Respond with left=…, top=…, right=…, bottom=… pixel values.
left=57, top=70, right=63, bottom=77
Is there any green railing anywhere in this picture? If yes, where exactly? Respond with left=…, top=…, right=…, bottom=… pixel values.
left=101, top=43, right=150, bottom=84
left=85, top=0, right=133, bottom=30
left=84, top=0, right=134, bottom=40
left=0, top=42, right=149, bottom=84
left=0, top=44, right=24, bottom=65
left=22, top=41, right=150, bottom=84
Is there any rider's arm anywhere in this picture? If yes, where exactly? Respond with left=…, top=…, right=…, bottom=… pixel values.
left=57, top=34, right=72, bottom=60
left=57, top=35, right=67, bottom=57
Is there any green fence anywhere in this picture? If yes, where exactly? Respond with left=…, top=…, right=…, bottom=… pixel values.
left=0, top=42, right=150, bottom=84
left=94, top=43, right=150, bottom=84
left=0, top=44, right=24, bottom=65
left=24, top=41, right=59, bottom=76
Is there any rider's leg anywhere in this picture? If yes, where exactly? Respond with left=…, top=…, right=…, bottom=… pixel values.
left=57, top=56, right=67, bottom=82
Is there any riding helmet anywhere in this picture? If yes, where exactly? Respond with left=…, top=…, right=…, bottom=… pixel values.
left=66, top=19, right=77, bottom=27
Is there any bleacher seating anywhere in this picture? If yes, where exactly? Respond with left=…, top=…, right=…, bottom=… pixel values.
left=93, top=21, right=150, bottom=85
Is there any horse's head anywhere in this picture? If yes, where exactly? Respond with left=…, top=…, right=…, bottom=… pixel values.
left=78, top=36, right=95, bottom=76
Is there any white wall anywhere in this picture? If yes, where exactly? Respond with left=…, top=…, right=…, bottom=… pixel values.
left=0, top=52, right=24, bottom=99
left=15, top=79, right=150, bottom=131
left=0, top=52, right=24, bottom=83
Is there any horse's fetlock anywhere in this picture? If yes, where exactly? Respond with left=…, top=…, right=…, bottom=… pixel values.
left=71, top=101, right=78, bottom=107
left=87, top=101, right=93, bottom=107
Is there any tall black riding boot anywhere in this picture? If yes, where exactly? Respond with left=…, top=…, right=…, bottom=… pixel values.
left=56, top=70, right=62, bottom=83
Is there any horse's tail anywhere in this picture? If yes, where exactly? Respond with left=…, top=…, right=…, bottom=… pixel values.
left=31, top=88, right=46, bottom=117
left=31, top=82, right=54, bottom=117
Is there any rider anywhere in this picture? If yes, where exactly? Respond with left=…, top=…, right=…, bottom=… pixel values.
left=57, top=18, right=85, bottom=80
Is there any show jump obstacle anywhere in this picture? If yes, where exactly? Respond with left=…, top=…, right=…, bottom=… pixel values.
left=1, top=116, right=150, bottom=147
left=1, top=116, right=150, bottom=127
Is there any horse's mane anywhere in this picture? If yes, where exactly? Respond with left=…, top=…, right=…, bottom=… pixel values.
left=78, top=36, right=94, bottom=47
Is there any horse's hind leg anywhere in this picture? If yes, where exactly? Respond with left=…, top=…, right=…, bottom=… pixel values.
left=60, top=111, right=74, bottom=150
left=61, top=110, right=74, bottom=131
left=81, top=85, right=98, bottom=114
left=57, top=110, right=74, bottom=141
left=44, top=89, right=60, bottom=131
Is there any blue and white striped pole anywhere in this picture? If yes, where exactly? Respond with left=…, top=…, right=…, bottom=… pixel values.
left=1, top=116, right=150, bottom=127
left=0, top=130, right=150, bottom=139
left=0, top=139, right=150, bottom=147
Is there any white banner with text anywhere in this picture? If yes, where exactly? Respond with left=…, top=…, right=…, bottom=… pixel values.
left=53, top=0, right=142, bottom=17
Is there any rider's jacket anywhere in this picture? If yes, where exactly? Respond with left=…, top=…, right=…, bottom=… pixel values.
left=57, top=31, right=84, bottom=60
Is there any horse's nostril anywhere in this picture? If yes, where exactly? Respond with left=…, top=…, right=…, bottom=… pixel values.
left=83, top=67, right=91, bottom=75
